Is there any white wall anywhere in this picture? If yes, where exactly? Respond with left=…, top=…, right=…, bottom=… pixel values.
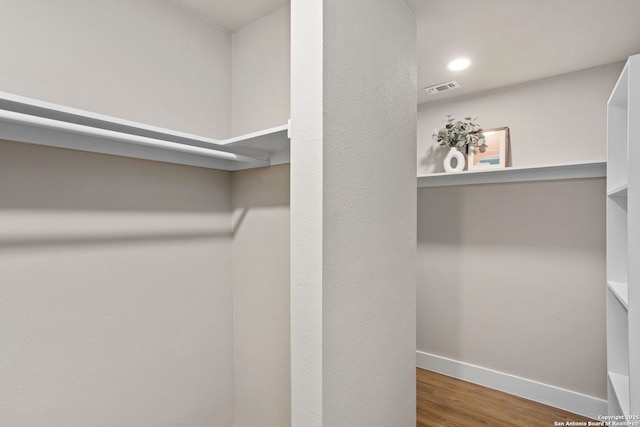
left=417, top=179, right=606, bottom=402
left=231, top=4, right=291, bottom=137
left=290, top=0, right=324, bottom=423
left=418, top=62, right=624, bottom=174
left=229, top=7, right=292, bottom=425
left=291, top=0, right=417, bottom=425
left=231, top=165, right=290, bottom=427
left=0, top=140, right=235, bottom=427
left=0, top=0, right=232, bottom=138
left=0, top=3, right=297, bottom=426
left=323, top=2, right=417, bottom=422
left=416, top=63, right=614, bottom=416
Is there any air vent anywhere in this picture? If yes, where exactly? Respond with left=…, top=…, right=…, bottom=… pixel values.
left=424, top=80, right=461, bottom=95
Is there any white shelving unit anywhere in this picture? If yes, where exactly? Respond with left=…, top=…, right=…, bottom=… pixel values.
left=606, top=54, right=639, bottom=418
left=0, top=91, right=289, bottom=171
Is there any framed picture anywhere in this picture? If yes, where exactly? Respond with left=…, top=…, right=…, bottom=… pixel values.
left=468, top=127, right=510, bottom=171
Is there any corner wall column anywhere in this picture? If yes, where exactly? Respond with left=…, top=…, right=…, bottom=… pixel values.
left=290, top=0, right=417, bottom=425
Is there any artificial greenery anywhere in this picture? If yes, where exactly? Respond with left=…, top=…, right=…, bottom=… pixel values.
left=432, top=115, right=486, bottom=150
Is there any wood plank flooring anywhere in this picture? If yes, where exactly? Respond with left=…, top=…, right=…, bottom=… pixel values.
left=417, top=368, right=596, bottom=426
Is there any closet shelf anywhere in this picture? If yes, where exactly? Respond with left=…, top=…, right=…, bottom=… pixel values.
left=608, top=281, right=629, bottom=310
left=417, top=161, right=606, bottom=188
left=609, top=372, right=630, bottom=416
left=608, top=184, right=628, bottom=198
left=0, top=91, right=289, bottom=171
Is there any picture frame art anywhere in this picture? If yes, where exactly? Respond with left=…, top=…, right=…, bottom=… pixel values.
left=468, top=127, right=510, bottom=171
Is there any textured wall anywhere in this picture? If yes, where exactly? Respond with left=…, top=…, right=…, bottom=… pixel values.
left=0, top=140, right=235, bottom=426
left=290, top=0, right=417, bottom=425
left=322, top=1, right=417, bottom=424
left=231, top=4, right=290, bottom=136
left=417, top=178, right=606, bottom=399
left=0, top=0, right=232, bottom=138
left=290, top=0, right=324, bottom=424
left=231, top=165, right=291, bottom=427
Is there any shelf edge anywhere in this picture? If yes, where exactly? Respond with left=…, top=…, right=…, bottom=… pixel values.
left=607, top=184, right=628, bottom=198
left=608, top=372, right=631, bottom=416
left=220, top=124, right=289, bottom=145
left=0, top=91, right=292, bottom=171
left=608, top=61, right=630, bottom=108
left=417, top=162, right=606, bottom=188
left=607, top=281, right=629, bottom=310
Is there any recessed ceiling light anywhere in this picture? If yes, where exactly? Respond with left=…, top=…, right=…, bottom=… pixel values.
left=447, top=58, right=471, bottom=71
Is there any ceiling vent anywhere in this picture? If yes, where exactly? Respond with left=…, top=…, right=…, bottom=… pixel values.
left=424, top=80, right=461, bottom=95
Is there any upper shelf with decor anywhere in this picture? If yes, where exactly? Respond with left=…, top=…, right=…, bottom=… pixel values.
left=422, top=114, right=605, bottom=187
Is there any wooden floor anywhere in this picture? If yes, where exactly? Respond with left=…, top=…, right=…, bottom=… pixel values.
left=417, top=368, right=595, bottom=426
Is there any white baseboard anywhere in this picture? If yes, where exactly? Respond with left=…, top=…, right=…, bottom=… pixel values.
left=416, top=350, right=607, bottom=420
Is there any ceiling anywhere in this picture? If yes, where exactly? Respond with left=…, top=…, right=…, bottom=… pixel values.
left=409, top=0, right=640, bottom=103
left=166, top=0, right=289, bottom=32
left=170, top=0, right=640, bottom=104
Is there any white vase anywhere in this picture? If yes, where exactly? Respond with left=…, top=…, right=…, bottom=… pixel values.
left=443, top=147, right=465, bottom=173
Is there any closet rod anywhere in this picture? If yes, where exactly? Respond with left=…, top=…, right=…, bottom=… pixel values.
left=0, top=109, right=268, bottom=165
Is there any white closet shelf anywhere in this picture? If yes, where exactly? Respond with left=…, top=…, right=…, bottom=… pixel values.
left=0, top=91, right=289, bottom=171
left=608, top=281, right=629, bottom=310
left=417, top=161, right=606, bottom=188
left=609, top=372, right=631, bottom=416
left=608, top=184, right=629, bottom=198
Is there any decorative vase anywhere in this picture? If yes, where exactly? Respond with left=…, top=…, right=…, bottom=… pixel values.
left=443, top=147, right=465, bottom=173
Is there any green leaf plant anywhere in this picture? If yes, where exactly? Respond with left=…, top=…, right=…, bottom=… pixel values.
left=432, top=115, right=486, bottom=151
